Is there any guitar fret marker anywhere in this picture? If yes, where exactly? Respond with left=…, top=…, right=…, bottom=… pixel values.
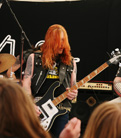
left=75, top=83, right=78, bottom=89
left=62, top=94, right=65, bottom=98
left=68, top=89, right=71, bottom=93
left=94, top=70, right=97, bottom=74
left=54, top=99, right=58, bottom=104
left=87, top=75, right=90, bottom=80
left=58, top=97, right=61, bottom=101
left=81, top=80, right=84, bottom=84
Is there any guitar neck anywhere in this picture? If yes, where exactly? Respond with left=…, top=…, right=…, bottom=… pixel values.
left=53, top=62, right=109, bottom=106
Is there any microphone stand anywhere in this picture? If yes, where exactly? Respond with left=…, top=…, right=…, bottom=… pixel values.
left=5, top=0, right=32, bottom=85
left=20, top=31, right=24, bottom=85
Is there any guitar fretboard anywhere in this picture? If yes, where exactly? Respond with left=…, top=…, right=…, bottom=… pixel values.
left=53, top=62, right=109, bottom=106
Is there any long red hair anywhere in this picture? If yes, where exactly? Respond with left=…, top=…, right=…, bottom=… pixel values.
left=41, top=24, right=72, bottom=69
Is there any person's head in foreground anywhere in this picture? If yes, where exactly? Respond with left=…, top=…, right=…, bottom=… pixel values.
left=83, top=101, right=121, bottom=138
left=0, top=78, right=51, bottom=138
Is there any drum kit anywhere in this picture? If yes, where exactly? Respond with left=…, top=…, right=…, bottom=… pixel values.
left=0, top=53, right=20, bottom=83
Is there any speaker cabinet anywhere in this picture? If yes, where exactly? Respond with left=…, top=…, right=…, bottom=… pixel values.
left=69, top=88, right=116, bottom=136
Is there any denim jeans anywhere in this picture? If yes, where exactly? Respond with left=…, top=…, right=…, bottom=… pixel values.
left=50, top=112, right=69, bottom=138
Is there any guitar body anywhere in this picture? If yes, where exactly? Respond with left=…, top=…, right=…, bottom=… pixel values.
left=36, top=81, right=67, bottom=131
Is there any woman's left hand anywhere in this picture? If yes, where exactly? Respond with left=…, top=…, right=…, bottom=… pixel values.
left=66, top=87, right=78, bottom=100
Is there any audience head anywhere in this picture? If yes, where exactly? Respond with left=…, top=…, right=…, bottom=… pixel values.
left=0, top=78, right=51, bottom=138
left=83, top=101, right=121, bottom=138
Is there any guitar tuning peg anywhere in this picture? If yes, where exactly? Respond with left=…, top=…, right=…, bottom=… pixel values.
left=111, top=51, right=114, bottom=56
left=115, top=48, right=121, bottom=54
left=119, top=62, right=121, bottom=67
left=115, top=48, right=119, bottom=51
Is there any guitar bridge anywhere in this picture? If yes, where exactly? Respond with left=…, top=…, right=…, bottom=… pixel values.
left=37, top=106, right=47, bottom=121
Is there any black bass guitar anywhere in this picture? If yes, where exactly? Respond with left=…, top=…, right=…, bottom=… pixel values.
left=36, top=48, right=121, bottom=131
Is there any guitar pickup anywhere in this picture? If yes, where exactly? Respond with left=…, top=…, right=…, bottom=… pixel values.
left=47, top=103, right=53, bottom=109
left=42, top=99, right=58, bottom=115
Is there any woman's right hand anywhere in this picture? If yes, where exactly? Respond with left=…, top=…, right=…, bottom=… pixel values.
left=59, top=117, right=81, bottom=138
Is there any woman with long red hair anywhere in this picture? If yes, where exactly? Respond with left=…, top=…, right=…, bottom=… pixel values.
left=23, top=24, right=78, bottom=138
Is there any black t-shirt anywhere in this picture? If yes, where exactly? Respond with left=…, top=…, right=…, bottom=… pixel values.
left=35, top=62, right=66, bottom=97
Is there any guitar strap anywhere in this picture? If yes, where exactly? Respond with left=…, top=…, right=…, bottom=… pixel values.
left=59, top=62, right=67, bottom=85
left=59, top=58, right=74, bottom=87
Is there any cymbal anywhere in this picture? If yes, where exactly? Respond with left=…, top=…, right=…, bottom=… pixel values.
left=0, top=53, right=16, bottom=73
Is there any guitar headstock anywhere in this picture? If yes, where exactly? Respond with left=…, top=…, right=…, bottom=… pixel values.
left=111, top=48, right=121, bottom=56
left=109, top=48, right=121, bottom=65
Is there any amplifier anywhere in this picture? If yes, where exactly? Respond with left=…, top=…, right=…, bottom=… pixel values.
left=79, top=82, right=112, bottom=91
